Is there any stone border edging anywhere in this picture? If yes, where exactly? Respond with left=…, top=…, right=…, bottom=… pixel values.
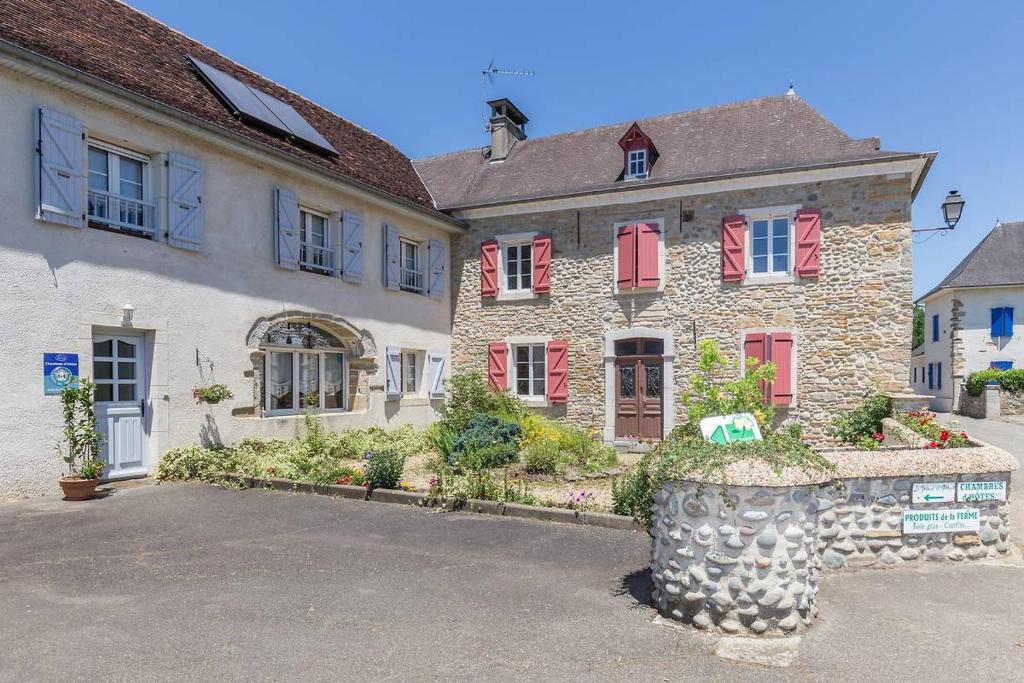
left=220, top=473, right=642, bottom=532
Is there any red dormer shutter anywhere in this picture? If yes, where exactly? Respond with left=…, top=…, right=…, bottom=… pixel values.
left=532, top=234, right=551, bottom=293
left=722, top=214, right=745, bottom=282
left=481, top=240, right=498, bottom=297
left=795, top=208, right=821, bottom=277
left=636, top=222, right=660, bottom=288
left=616, top=224, right=637, bottom=289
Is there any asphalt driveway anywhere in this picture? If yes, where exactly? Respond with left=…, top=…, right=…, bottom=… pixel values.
left=1, top=484, right=1022, bottom=681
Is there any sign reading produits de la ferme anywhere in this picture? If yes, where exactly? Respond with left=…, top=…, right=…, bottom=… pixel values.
left=902, top=508, right=980, bottom=534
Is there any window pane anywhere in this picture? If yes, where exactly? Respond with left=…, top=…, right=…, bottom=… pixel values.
left=94, top=383, right=113, bottom=402
left=643, top=339, right=664, bottom=355
left=615, top=340, right=638, bottom=356
left=119, top=157, right=144, bottom=200
left=324, top=353, right=344, bottom=410
left=117, top=340, right=136, bottom=358
left=299, top=354, right=319, bottom=408
left=404, top=353, right=417, bottom=393
left=772, top=218, right=789, bottom=238
left=533, top=377, right=545, bottom=397
left=117, top=362, right=135, bottom=380
left=773, top=254, right=789, bottom=272
left=311, top=214, right=326, bottom=246
left=620, top=366, right=635, bottom=398
left=117, top=383, right=135, bottom=401
left=645, top=365, right=661, bottom=398
left=516, top=346, right=530, bottom=364
left=516, top=379, right=529, bottom=395
left=94, top=361, right=113, bottom=380
left=94, top=340, right=113, bottom=357
left=752, top=255, right=768, bottom=273
left=752, top=220, right=768, bottom=240
left=88, top=148, right=108, bottom=192
left=269, top=352, right=293, bottom=411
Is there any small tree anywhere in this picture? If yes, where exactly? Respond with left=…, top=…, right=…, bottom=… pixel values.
left=912, top=305, right=924, bottom=349
left=56, top=379, right=104, bottom=478
left=681, top=339, right=776, bottom=436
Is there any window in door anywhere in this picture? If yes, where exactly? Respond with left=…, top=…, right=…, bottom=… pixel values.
left=299, top=208, right=333, bottom=275
left=512, top=344, right=546, bottom=399
left=93, top=338, right=139, bottom=402
left=87, top=142, right=156, bottom=237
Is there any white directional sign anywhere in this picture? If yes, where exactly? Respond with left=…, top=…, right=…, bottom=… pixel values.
left=956, top=481, right=1007, bottom=502
left=903, top=508, right=980, bottom=534
left=912, top=482, right=955, bottom=504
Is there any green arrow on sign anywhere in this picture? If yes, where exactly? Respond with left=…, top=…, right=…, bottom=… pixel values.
left=923, top=494, right=944, bottom=501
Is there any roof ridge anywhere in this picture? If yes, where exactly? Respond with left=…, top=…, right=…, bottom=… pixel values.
left=110, top=0, right=404, bottom=156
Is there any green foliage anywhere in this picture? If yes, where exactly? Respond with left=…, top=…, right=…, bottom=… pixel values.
left=437, top=371, right=527, bottom=432
left=912, top=305, right=924, bottom=350
left=964, top=368, right=1024, bottom=397
left=78, top=457, right=105, bottom=480
left=156, top=445, right=235, bottom=482
left=426, top=422, right=458, bottom=463
left=56, top=379, right=104, bottom=478
left=681, top=339, right=775, bottom=436
left=520, top=414, right=617, bottom=474
left=332, top=424, right=430, bottom=460
left=363, top=450, right=405, bottom=490
left=318, top=465, right=365, bottom=486
left=611, top=467, right=650, bottom=517
left=192, top=383, right=234, bottom=404
left=431, top=466, right=539, bottom=505
left=450, top=414, right=524, bottom=468
left=523, top=440, right=563, bottom=474
left=828, top=390, right=893, bottom=445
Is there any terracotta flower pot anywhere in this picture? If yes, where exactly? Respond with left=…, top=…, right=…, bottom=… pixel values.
left=58, top=476, right=101, bottom=501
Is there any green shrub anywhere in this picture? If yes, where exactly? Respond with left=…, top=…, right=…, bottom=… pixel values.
left=426, top=422, right=458, bottom=463
left=363, top=450, right=405, bottom=489
left=557, top=428, right=617, bottom=472
left=156, top=445, right=235, bottom=482
left=317, top=465, right=365, bottom=486
left=523, top=440, right=565, bottom=474
left=333, top=424, right=429, bottom=460
left=437, top=371, right=527, bottom=432
left=437, top=469, right=539, bottom=505
left=450, top=414, right=523, bottom=467
left=965, top=368, right=1024, bottom=397
left=828, top=390, right=893, bottom=445
left=681, top=339, right=776, bottom=436
left=611, top=467, right=650, bottom=517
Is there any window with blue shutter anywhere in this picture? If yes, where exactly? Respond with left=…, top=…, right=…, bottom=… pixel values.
left=937, top=362, right=942, bottom=390
left=991, top=307, right=1014, bottom=337
left=928, top=363, right=934, bottom=390
left=991, top=360, right=1014, bottom=371
left=931, top=315, right=939, bottom=342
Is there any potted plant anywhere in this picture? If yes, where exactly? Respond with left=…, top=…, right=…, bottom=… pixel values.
left=56, top=378, right=105, bottom=501
left=192, top=383, right=233, bottom=404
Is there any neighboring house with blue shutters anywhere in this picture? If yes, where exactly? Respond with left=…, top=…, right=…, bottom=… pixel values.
left=0, top=0, right=461, bottom=497
left=915, top=221, right=1024, bottom=411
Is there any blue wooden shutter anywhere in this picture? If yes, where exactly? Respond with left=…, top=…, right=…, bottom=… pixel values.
left=1003, top=307, right=1014, bottom=337
left=384, top=346, right=401, bottom=399
left=35, top=107, right=84, bottom=228
left=427, top=350, right=446, bottom=399
left=937, top=362, right=942, bottom=390
left=167, top=152, right=204, bottom=250
left=383, top=223, right=400, bottom=290
left=427, top=239, right=445, bottom=299
left=274, top=187, right=299, bottom=270
left=932, top=315, right=939, bottom=342
left=928, top=363, right=934, bottom=389
left=341, top=211, right=363, bottom=283
left=991, top=308, right=1002, bottom=337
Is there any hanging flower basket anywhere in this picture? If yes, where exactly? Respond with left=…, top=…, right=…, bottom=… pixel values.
left=192, top=383, right=233, bottom=404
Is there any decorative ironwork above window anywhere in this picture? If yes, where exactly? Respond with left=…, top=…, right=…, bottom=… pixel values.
left=261, top=322, right=344, bottom=349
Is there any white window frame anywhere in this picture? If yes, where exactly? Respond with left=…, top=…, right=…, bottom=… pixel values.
left=737, top=327, right=799, bottom=408
left=401, top=350, right=420, bottom=395
left=611, top=217, right=666, bottom=295
left=503, top=335, right=551, bottom=407
left=86, top=139, right=157, bottom=237
left=400, top=238, right=425, bottom=294
left=741, top=204, right=801, bottom=285
left=298, top=207, right=334, bottom=275
left=495, top=231, right=539, bottom=301
left=263, top=346, right=347, bottom=417
left=626, top=149, right=648, bottom=179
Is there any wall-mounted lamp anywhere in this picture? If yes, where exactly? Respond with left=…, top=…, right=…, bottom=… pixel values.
left=122, top=303, right=135, bottom=325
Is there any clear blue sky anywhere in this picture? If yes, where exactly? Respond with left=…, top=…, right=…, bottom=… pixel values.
left=133, top=0, right=1024, bottom=298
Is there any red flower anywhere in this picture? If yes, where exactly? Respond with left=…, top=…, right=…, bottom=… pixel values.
left=940, top=431, right=950, bottom=441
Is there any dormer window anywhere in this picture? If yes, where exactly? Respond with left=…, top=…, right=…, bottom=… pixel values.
left=618, top=122, right=657, bottom=182
left=627, top=150, right=648, bottom=179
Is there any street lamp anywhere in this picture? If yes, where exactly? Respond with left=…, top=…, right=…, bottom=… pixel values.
left=941, top=190, right=965, bottom=229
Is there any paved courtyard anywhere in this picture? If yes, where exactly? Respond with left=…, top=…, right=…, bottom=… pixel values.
left=1, top=484, right=1022, bottom=681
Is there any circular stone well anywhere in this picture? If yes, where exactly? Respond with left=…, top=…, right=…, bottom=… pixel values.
left=650, top=479, right=824, bottom=636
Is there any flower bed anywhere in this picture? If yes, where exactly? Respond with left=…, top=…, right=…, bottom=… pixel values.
left=891, top=411, right=971, bottom=449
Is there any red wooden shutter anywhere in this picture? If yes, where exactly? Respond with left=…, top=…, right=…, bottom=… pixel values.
left=481, top=240, right=499, bottom=297
left=532, top=234, right=552, bottom=293
left=546, top=339, right=569, bottom=403
left=616, top=224, right=637, bottom=289
left=722, top=214, right=746, bottom=282
left=743, top=333, right=769, bottom=403
left=770, top=332, right=794, bottom=405
left=635, top=222, right=660, bottom=288
left=487, top=342, right=507, bottom=392
left=795, top=208, right=821, bottom=277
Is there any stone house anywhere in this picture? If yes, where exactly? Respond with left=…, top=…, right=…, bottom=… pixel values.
left=913, top=221, right=1024, bottom=412
left=0, top=0, right=461, bottom=497
left=416, top=96, right=935, bottom=441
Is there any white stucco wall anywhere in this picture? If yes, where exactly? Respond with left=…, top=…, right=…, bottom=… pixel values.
left=919, top=287, right=1024, bottom=411
left=0, top=63, right=455, bottom=498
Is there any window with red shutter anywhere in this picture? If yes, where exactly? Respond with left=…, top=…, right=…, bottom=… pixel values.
left=487, top=341, right=507, bottom=392
left=770, top=332, right=794, bottom=405
left=635, top=223, right=660, bottom=288
left=795, top=208, right=821, bottom=277
left=546, top=339, right=569, bottom=403
left=532, top=234, right=551, bottom=293
left=722, top=215, right=745, bottom=282
left=616, top=224, right=637, bottom=290
left=743, top=333, right=769, bottom=402
left=480, top=240, right=498, bottom=297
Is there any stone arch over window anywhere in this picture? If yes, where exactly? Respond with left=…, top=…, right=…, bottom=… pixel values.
left=242, top=311, right=378, bottom=416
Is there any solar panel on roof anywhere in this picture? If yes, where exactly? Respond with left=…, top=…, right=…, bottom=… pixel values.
left=188, top=56, right=338, bottom=157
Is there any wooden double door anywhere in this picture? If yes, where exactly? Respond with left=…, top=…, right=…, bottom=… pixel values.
left=613, top=338, right=664, bottom=440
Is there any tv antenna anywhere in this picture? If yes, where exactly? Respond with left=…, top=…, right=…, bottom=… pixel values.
left=481, top=58, right=534, bottom=130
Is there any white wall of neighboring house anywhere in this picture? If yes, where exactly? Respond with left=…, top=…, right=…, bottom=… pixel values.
left=0, top=63, right=455, bottom=498
left=919, top=291, right=955, bottom=411
left=919, top=286, right=1024, bottom=412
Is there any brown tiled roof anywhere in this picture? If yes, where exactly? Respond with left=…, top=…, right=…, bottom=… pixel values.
left=0, top=0, right=438, bottom=213
left=416, top=94, right=925, bottom=210
left=917, top=221, right=1024, bottom=301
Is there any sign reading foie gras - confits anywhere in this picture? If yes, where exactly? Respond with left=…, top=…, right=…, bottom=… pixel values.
left=902, top=508, right=980, bottom=534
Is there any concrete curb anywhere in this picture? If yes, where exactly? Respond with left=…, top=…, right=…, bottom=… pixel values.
left=220, top=473, right=643, bottom=532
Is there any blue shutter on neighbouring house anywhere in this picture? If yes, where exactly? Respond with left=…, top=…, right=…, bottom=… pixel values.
left=991, top=307, right=1014, bottom=336
left=928, top=363, right=934, bottom=389
left=1003, top=307, right=1014, bottom=336
left=937, top=362, right=942, bottom=390
left=991, top=361, right=1014, bottom=371
left=932, top=315, right=939, bottom=342
left=991, top=308, right=1003, bottom=337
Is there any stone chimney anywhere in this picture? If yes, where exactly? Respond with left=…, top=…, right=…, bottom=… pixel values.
left=487, top=98, right=528, bottom=162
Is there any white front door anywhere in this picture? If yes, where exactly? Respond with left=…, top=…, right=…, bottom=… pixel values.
left=93, top=334, right=149, bottom=479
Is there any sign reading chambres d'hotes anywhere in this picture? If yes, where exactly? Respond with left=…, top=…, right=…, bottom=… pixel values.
left=956, top=481, right=1007, bottom=502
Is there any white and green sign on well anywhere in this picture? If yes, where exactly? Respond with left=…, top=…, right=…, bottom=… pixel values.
left=902, top=508, right=980, bottom=534
left=699, top=413, right=763, bottom=445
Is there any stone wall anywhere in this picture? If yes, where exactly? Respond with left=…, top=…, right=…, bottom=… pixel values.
left=449, top=174, right=914, bottom=440
left=955, top=386, right=1024, bottom=419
